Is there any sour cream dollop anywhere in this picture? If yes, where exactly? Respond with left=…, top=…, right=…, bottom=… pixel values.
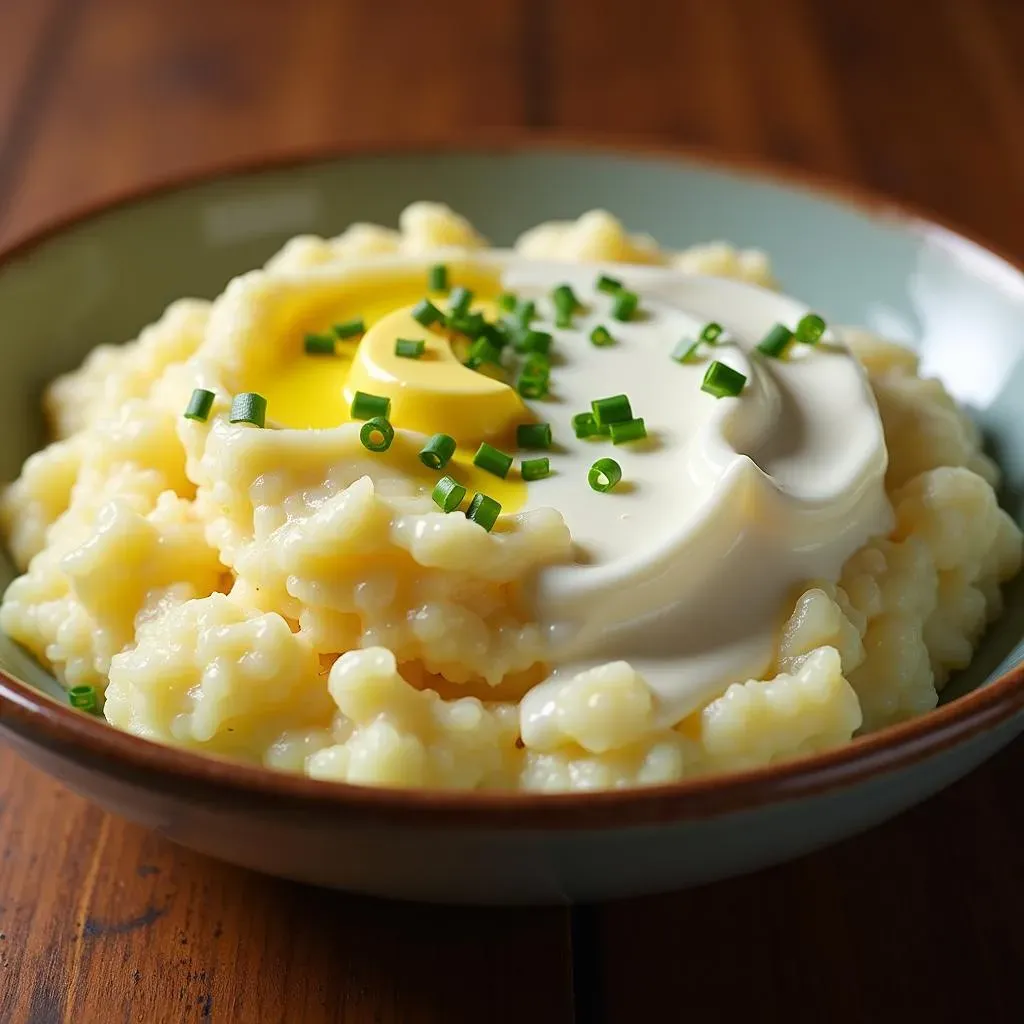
left=495, top=260, right=891, bottom=729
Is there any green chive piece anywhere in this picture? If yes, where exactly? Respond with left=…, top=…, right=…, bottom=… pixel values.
left=588, top=458, right=622, bottom=493
left=304, top=333, right=337, bottom=355
left=517, top=374, right=549, bottom=399
left=448, top=311, right=487, bottom=338
left=521, top=457, right=551, bottom=481
left=412, top=299, right=445, bottom=327
left=498, top=292, right=518, bottom=312
left=467, top=492, right=502, bottom=531
left=350, top=390, right=391, bottom=420
left=419, top=433, right=457, bottom=471
left=553, top=284, right=580, bottom=327
left=428, top=264, right=448, bottom=292
left=700, top=322, right=725, bottom=343
left=610, top=417, right=647, bottom=444
left=515, top=329, right=553, bottom=355
left=596, top=274, right=623, bottom=295
left=472, top=442, right=514, bottom=479
left=479, top=321, right=510, bottom=349
left=592, top=394, right=633, bottom=427
left=432, top=475, right=466, bottom=513
left=796, top=313, right=827, bottom=345
left=522, top=353, right=551, bottom=380
left=68, top=684, right=97, bottom=712
left=702, top=360, right=748, bottom=398
left=395, top=338, right=425, bottom=359
left=757, top=323, right=794, bottom=358
left=671, top=340, right=701, bottom=363
left=590, top=325, right=615, bottom=347
left=515, top=299, right=537, bottom=326
left=465, top=336, right=503, bottom=369
left=553, top=283, right=580, bottom=310
left=229, top=392, right=267, bottom=427
left=184, top=388, right=215, bottom=422
left=359, top=416, right=394, bottom=452
left=448, top=286, right=473, bottom=319
left=517, top=422, right=552, bottom=449
left=333, top=318, right=365, bottom=339
left=572, top=412, right=607, bottom=439
left=611, top=290, right=639, bottom=321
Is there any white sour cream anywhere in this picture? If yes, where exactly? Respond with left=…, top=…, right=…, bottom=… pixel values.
left=495, top=260, right=892, bottom=730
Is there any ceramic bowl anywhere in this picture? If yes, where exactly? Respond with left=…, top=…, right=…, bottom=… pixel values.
left=1, top=142, right=1023, bottom=905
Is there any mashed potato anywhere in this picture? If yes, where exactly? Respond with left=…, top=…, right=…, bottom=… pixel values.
left=2, top=204, right=1019, bottom=791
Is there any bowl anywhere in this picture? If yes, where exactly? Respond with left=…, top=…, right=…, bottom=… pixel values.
left=1, top=141, right=1023, bottom=905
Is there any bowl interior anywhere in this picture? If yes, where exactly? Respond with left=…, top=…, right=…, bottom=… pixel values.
left=1, top=146, right=1023, bottom=707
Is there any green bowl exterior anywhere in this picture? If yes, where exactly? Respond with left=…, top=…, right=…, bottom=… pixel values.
left=0, top=146, right=1022, bottom=902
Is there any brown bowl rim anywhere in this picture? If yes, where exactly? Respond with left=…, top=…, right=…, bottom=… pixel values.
left=1, top=130, right=1023, bottom=830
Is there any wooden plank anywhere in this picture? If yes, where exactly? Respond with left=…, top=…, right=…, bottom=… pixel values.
left=0, top=0, right=65, bottom=202
left=0, top=748, right=574, bottom=1024
left=591, top=741, right=1024, bottom=1020
left=545, top=0, right=861, bottom=179
left=0, top=0, right=529, bottom=247
left=0, top=0, right=63, bottom=151
left=802, top=0, right=1024, bottom=254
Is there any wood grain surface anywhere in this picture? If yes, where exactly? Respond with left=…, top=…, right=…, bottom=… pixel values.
left=0, top=1, right=1022, bottom=1021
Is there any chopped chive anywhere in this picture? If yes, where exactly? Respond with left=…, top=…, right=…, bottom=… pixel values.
left=419, top=433, right=457, bottom=471
left=610, top=417, right=647, bottom=444
left=472, top=442, right=513, bottom=479
left=350, top=390, right=391, bottom=420
left=702, top=360, right=748, bottom=398
left=448, top=286, right=473, bottom=319
left=515, top=329, right=553, bottom=355
left=796, top=313, right=827, bottom=345
left=522, top=353, right=551, bottom=379
left=184, top=388, right=215, bottom=422
left=592, top=394, right=633, bottom=427
left=229, top=392, right=267, bottom=427
left=596, top=274, right=623, bottom=295
left=553, top=283, right=580, bottom=310
left=428, top=264, right=448, bottom=292
left=588, top=458, right=622, bottom=493
left=671, top=340, right=701, bottom=363
left=467, top=492, right=502, bottom=531
left=395, top=338, right=425, bottom=359
left=521, top=457, right=551, bottom=481
left=465, top=336, right=503, bottom=369
left=479, top=321, right=510, bottom=349
left=359, top=416, right=394, bottom=452
left=572, top=412, right=607, bottom=439
left=432, top=475, right=466, bottom=513
left=517, top=422, right=552, bottom=449
left=700, top=322, right=725, bottom=343
left=448, top=311, right=487, bottom=338
left=498, top=292, right=518, bottom=312
left=757, top=323, right=794, bottom=358
left=553, top=284, right=580, bottom=327
left=412, top=299, right=445, bottom=327
left=590, top=325, right=615, bottom=347
left=333, top=318, right=365, bottom=339
left=304, top=333, right=337, bottom=355
left=68, top=683, right=97, bottom=712
left=611, top=290, right=640, bottom=321
left=514, top=299, right=537, bottom=326
left=517, top=374, right=549, bottom=399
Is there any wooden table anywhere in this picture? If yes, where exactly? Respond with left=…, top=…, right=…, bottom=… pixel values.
left=1, top=1, right=1022, bottom=1021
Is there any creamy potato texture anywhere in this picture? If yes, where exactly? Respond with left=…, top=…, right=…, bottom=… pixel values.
left=2, top=203, right=1020, bottom=792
